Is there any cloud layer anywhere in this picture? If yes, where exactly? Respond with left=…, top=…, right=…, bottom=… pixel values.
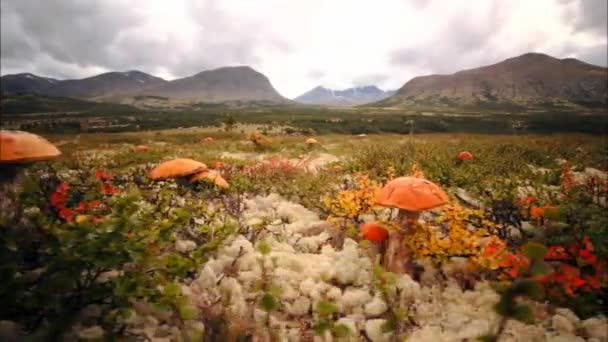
left=1, top=0, right=606, bottom=98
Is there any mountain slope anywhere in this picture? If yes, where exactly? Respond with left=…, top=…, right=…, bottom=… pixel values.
left=0, top=73, right=60, bottom=94
left=1, top=67, right=287, bottom=104
left=374, top=53, right=608, bottom=108
left=49, top=71, right=167, bottom=98
left=138, top=66, right=287, bottom=102
left=295, top=85, right=394, bottom=106
left=0, top=71, right=166, bottom=98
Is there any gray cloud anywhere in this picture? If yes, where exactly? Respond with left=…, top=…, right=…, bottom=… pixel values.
left=0, top=0, right=279, bottom=79
left=352, top=73, right=389, bottom=87
left=0, top=0, right=605, bottom=97
left=390, top=2, right=510, bottom=75
left=574, top=0, right=608, bottom=35
left=307, top=70, right=326, bottom=79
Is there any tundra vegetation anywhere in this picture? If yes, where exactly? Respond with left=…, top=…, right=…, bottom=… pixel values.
left=0, top=129, right=606, bottom=341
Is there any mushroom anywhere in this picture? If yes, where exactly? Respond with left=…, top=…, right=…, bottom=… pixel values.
left=375, top=176, right=449, bottom=274
left=202, top=137, right=215, bottom=143
left=305, top=138, right=319, bottom=147
left=135, top=145, right=148, bottom=152
left=148, top=158, right=207, bottom=180
left=190, top=169, right=229, bottom=189
left=457, top=151, right=473, bottom=161
left=249, top=132, right=272, bottom=148
left=0, top=130, right=61, bottom=182
left=361, top=222, right=389, bottom=242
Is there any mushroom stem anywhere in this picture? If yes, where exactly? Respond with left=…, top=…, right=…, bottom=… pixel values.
left=383, top=209, right=419, bottom=274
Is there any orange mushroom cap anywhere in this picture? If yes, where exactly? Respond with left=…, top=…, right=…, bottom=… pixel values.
left=148, top=158, right=208, bottom=180
left=305, top=138, right=319, bottom=145
left=0, top=130, right=61, bottom=163
left=375, top=176, right=449, bottom=211
left=135, top=145, right=148, bottom=151
left=457, top=151, right=473, bottom=160
left=190, top=169, right=229, bottom=188
left=361, top=222, right=389, bottom=242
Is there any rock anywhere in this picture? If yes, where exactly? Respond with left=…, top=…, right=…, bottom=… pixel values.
left=341, top=288, right=372, bottom=311
left=552, top=315, right=575, bottom=334
left=584, top=167, right=607, bottom=180
left=520, top=221, right=537, bottom=234
left=77, top=325, right=105, bottom=340
left=96, top=270, right=121, bottom=283
left=455, top=188, right=483, bottom=208
left=0, top=321, right=23, bottom=342
left=286, top=297, right=311, bottom=316
left=547, top=334, right=585, bottom=342
left=175, top=239, right=197, bottom=253
left=364, top=296, right=388, bottom=317
left=581, top=317, right=608, bottom=340
left=364, top=319, right=392, bottom=342
left=396, top=274, right=421, bottom=299
left=336, top=317, right=358, bottom=337
left=507, top=225, right=522, bottom=240
left=554, top=308, right=579, bottom=324
left=80, top=304, right=103, bottom=322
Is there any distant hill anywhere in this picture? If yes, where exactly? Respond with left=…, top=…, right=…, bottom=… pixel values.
left=138, top=66, right=288, bottom=103
left=295, top=85, right=394, bottom=106
left=0, top=66, right=288, bottom=104
left=373, top=53, right=608, bottom=108
left=1, top=70, right=165, bottom=98
left=0, top=73, right=60, bottom=94
left=0, top=93, right=139, bottom=115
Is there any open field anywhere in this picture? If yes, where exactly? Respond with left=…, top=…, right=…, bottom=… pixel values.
left=2, top=129, right=607, bottom=340
left=2, top=94, right=607, bottom=135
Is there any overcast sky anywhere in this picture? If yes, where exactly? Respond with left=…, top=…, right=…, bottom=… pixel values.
left=1, top=0, right=606, bottom=98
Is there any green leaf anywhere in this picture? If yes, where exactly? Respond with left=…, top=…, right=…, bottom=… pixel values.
left=332, top=323, right=352, bottom=337
left=477, top=334, right=497, bottom=342
left=512, top=304, right=535, bottom=324
left=522, top=242, right=547, bottom=261
left=531, top=261, right=552, bottom=277
left=381, top=318, right=396, bottom=332
left=259, top=293, right=280, bottom=312
left=315, top=300, right=339, bottom=316
left=257, top=241, right=272, bottom=256
left=163, top=283, right=181, bottom=298
left=312, top=320, right=331, bottom=336
left=179, top=304, right=199, bottom=320
left=513, top=279, right=543, bottom=300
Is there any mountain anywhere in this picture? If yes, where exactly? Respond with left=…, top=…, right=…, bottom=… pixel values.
left=295, top=85, right=394, bottom=106
left=51, top=71, right=167, bottom=98
left=374, top=53, right=608, bottom=108
left=138, top=66, right=287, bottom=102
left=0, top=66, right=287, bottom=104
left=0, top=73, right=60, bottom=94
left=1, top=70, right=166, bottom=98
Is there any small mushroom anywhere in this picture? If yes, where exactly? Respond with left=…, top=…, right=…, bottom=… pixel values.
left=135, top=145, right=148, bottom=152
left=375, top=176, right=449, bottom=274
left=190, top=169, right=229, bottom=189
left=361, top=222, right=389, bottom=242
left=457, top=151, right=473, bottom=161
left=0, top=130, right=61, bottom=182
left=202, top=137, right=215, bottom=143
left=249, top=132, right=272, bottom=147
left=305, top=138, right=319, bottom=147
left=148, top=158, right=207, bottom=180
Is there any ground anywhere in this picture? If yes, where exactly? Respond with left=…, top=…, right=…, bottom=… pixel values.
left=1, top=129, right=606, bottom=341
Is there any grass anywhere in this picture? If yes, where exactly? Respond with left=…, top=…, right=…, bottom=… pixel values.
left=1, top=129, right=607, bottom=339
